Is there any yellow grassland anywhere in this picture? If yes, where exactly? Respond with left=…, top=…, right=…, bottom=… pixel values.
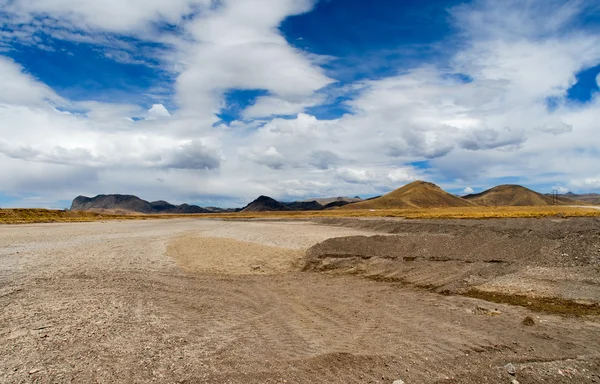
left=2, top=205, right=600, bottom=224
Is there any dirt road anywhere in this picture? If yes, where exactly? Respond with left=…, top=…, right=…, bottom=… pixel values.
left=1, top=219, right=600, bottom=383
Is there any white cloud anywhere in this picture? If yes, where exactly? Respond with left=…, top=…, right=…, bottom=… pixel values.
left=334, top=167, right=418, bottom=188
left=2, top=0, right=212, bottom=34
left=0, top=57, right=64, bottom=107
left=552, top=185, right=570, bottom=194
left=174, top=0, right=333, bottom=117
left=2, top=0, right=600, bottom=208
left=463, top=187, right=475, bottom=194
left=241, top=146, right=287, bottom=170
left=242, top=95, right=324, bottom=119
left=147, top=104, right=171, bottom=120
left=570, top=177, right=600, bottom=190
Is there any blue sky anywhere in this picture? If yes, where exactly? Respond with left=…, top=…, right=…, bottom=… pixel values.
left=0, top=0, right=600, bottom=208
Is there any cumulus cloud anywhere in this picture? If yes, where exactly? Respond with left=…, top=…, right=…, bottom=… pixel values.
left=162, top=141, right=220, bottom=170
left=552, top=185, right=570, bottom=194
left=174, top=0, right=333, bottom=117
left=0, top=57, right=64, bottom=106
left=2, top=0, right=600, bottom=207
left=308, top=150, right=340, bottom=170
left=463, top=187, right=475, bottom=194
left=1, top=0, right=212, bottom=34
left=242, top=146, right=287, bottom=170
left=147, top=104, right=171, bottom=120
left=334, top=167, right=417, bottom=188
left=242, top=95, right=324, bottom=119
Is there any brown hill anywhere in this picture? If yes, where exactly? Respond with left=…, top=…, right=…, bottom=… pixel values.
left=241, top=196, right=289, bottom=212
left=70, top=195, right=211, bottom=214
left=464, top=185, right=580, bottom=206
left=342, top=181, right=475, bottom=210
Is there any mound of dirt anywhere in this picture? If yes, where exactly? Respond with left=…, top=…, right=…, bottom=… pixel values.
left=71, top=194, right=210, bottom=214
left=464, top=184, right=579, bottom=206
left=342, top=180, right=475, bottom=209
left=241, top=195, right=289, bottom=212
left=305, top=217, right=600, bottom=307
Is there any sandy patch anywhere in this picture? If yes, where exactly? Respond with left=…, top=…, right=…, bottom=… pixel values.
left=168, top=235, right=304, bottom=275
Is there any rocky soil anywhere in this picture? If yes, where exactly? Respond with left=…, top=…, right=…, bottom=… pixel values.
left=1, top=218, right=600, bottom=383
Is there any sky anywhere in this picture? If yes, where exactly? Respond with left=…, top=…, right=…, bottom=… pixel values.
left=1, top=0, right=600, bottom=208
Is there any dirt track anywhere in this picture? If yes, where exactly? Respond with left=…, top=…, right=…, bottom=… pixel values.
left=2, top=218, right=600, bottom=383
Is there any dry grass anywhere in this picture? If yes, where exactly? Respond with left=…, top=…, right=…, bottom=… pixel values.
left=0, top=209, right=137, bottom=224
left=202, top=205, right=600, bottom=220
left=2, top=205, right=599, bottom=224
left=466, top=289, right=600, bottom=317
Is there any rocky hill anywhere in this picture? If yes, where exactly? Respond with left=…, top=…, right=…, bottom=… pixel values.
left=342, top=181, right=474, bottom=209
left=464, top=185, right=579, bottom=206
left=241, top=196, right=326, bottom=212
left=240, top=196, right=290, bottom=212
left=70, top=195, right=210, bottom=214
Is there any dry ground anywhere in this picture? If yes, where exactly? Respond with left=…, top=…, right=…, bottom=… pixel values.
left=1, top=218, right=600, bottom=383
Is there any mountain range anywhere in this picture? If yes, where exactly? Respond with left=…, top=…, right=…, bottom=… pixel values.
left=553, top=192, right=600, bottom=205
left=70, top=195, right=212, bottom=214
left=70, top=181, right=598, bottom=214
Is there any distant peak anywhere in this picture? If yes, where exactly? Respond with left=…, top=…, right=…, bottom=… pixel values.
left=255, top=195, right=278, bottom=201
left=405, top=180, right=439, bottom=188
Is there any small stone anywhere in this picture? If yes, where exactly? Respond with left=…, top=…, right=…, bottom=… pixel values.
left=522, top=316, right=535, bottom=326
left=393, top=380, right=405, bottom=384
left=251, top=265, right=262, bottom=271
left=505, top=363, right=517, bottom=375
left=511, top=380, right=520, bottom=384
left=28, top=369, right=40, bottom=375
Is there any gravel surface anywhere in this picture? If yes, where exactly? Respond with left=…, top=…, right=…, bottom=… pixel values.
left=1, top=218, right=600, bottom=383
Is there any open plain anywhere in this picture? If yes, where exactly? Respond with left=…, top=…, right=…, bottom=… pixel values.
left=2, top=218, right=600, bottom=383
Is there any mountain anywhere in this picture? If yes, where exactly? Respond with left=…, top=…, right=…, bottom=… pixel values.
left=464, top=185, right=580, bottom=206
left=284, top=201, right=323, bottom=211
left=301, top=196, right=363, bottom=205
left=240, top=196, right=290, bottom=212
left=552, top=193, right=600, bottom=205
left=342, top=181, right=475, bottom=210
left=70, top=194, right=211, bottom=214
left=241, top=197, right=326, bottom=212
left=204, top=206, right=241, bottom=213
left=322, top=200, right=352, bottom=209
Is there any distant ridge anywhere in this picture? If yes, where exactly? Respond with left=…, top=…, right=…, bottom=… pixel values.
left=464, top=185, right=579, bottom=206
left=551, top=192, right=600, bottom=205
left=241, top=196, right=326, bottom=212
left=70, top=194, right=210, bottom=214
left=301, top=196, right=362, bottom=205
left=284, top=201, right=323, bottom=211
left=342, top=181, right=475, bottom=210
left=240, top=196, right=290, bottom=212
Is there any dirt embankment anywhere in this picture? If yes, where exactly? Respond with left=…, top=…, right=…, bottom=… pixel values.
left=305, top=217, right=600, bottom=313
